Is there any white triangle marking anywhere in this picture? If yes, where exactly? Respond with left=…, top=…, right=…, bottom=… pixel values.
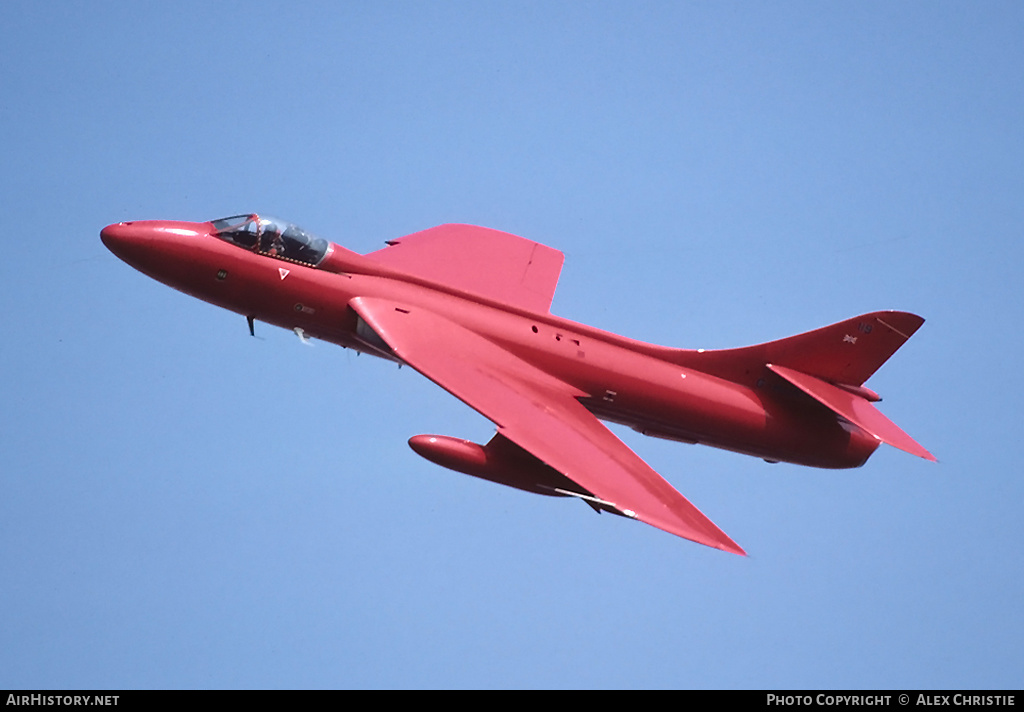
left=279, top=268, right=290, bottom=280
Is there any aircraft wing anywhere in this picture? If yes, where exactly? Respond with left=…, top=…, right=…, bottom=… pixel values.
left=364, top=224, right=564, bottom=314
left=349, top=296, right=745, bottom=555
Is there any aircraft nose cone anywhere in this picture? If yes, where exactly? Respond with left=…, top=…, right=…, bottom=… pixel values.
left=100, top=221, right=166, bottom=269
left=101, top=219, right=209, bottom=274
left=100, top=222, right=134, bottom=255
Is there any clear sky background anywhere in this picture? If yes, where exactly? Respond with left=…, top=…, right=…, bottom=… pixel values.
left=2, top=1, right=1021, bottom=690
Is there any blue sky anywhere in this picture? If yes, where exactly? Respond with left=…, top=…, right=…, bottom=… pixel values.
left=2, top=1, right=1021, bottom=689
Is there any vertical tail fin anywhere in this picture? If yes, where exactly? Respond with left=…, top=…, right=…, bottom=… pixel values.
left=678, top=311, right=925, bottom=387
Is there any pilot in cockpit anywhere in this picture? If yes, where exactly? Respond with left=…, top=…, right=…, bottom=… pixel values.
left=211, top=214, right=331, bottom=266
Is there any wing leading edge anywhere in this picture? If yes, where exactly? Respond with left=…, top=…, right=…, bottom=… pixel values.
left=349, top=296, right=745, bottom=555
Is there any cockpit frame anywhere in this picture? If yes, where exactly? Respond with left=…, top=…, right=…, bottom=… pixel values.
left=211, top=214, right=332, bottom=267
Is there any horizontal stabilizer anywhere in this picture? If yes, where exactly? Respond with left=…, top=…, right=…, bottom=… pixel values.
left=767, top=364, right=936, bottom=462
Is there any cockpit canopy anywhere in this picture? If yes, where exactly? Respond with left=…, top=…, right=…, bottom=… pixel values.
left=211, top=214, right=331, bottom=266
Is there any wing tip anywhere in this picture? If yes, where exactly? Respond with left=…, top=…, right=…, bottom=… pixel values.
left=716, top=538, right=748, bottom=557
left=639, top=512, right=747, bottom=555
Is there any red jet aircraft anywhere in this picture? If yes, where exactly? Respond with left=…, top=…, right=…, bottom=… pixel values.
left=101, top=214, right=934, bottom=554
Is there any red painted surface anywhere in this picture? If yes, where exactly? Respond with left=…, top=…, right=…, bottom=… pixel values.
left=101, top=215, right=934, bottom=554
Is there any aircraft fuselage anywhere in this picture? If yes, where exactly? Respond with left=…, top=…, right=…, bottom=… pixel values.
left=101, top=219, right=877, bottom=471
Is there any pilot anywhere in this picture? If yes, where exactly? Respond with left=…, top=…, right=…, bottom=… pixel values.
left=264, top=232, right=287, bottom=258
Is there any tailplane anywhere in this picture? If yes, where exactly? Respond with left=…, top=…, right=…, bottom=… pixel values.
left=767, top=364, right=935, bottom=461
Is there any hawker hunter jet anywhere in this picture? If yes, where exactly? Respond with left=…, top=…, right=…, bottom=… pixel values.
left=101, top=214, right=935, bottom=554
